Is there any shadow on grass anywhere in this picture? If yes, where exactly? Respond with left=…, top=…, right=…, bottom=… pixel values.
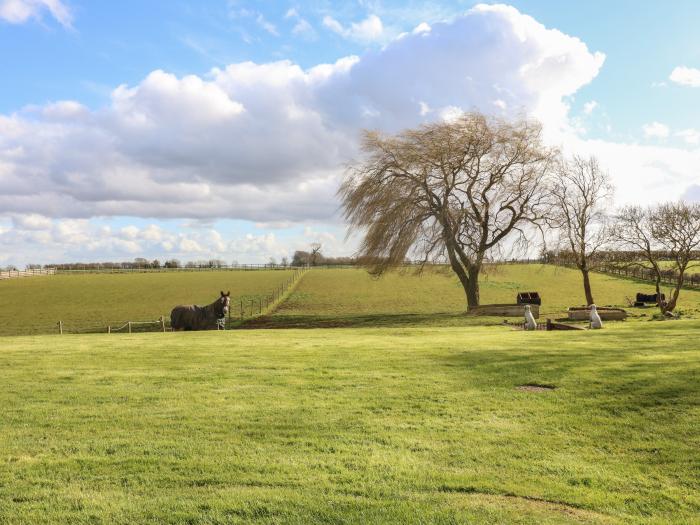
left=439, top=327, right=700, bottom=419
left=239, top=312, right=510, bottom=329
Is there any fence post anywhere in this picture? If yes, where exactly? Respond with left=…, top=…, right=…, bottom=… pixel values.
left=161, top=316, right=166, bottom=332
left=128, top=321, right=132, bottom=334
left=58, top=321, right=63, bottom=335
left=108, top=325, right=111, bottom=333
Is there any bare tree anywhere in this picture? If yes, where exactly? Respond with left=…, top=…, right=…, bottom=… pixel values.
left=309, top=242, right=322, bottom=266
left=612, top=202, right=700, bottom=313
left=550, top=155, right=613, bottom=305
left=340, top=112, right=556, bottom=309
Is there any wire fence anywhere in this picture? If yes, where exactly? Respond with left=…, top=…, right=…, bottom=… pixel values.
left=53, top=267, right=308, bottom=335
left=553, top=261, right=700, bottom=289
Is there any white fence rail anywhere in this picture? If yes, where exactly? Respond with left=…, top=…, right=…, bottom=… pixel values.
left=0, top=268, right=56, bottom=280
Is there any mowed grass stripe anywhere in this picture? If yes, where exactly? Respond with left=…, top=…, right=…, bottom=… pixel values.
left=1, top=323, right=698, bottom=523
left=0, top=270, right=294, bottom=336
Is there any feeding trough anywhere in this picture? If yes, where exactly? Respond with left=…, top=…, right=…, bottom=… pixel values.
left=517, top=291, right=541, bottom=306
left=634, top=292, right=665, bottom=307
left=470, top=304, right=540, bottom=318
left=567, top=306, right=627, bottom=321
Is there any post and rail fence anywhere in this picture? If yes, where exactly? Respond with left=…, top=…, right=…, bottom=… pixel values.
left=0, top=268, right=56, bottom=280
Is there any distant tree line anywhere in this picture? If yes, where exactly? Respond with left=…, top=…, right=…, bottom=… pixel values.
left=291, top=249, right=357, bottom=267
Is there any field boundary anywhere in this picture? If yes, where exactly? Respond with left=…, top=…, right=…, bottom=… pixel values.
left=52, top=268, right=310, bottom=335
left=551, top=261, right=700, bottom=290
left=0, top=268, right=56, bottom=280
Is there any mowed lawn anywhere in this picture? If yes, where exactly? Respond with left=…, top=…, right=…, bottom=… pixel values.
left=258, top=265, right=700, bottom=328
left=1, top=323, right=698, bottom=524
left=0, top=270, right=295, bottom=336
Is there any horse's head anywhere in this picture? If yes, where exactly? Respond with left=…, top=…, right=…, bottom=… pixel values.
left=219, top=290, right=231, bottom=317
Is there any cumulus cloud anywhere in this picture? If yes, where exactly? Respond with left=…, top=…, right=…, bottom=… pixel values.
left=0, top=4, right=607, bottom=226
left=642, top=121, right=670, bottom=139
left=676, top=128, right=700, bottom=145
left=0, top=0, right=72, bottom=27
left=669, top=66, right=700, bottom=87
left=0, top=215, right=345, bottom=265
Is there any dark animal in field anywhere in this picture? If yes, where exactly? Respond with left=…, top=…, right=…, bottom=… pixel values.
left=171, top=291, right=230, bottom=331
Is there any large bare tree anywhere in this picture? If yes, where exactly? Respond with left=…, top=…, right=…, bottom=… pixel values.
left=550, top=155, right=613, bottom=305
left=613, top=202, right=700, bottom=313
left=339, top=112, right=556, bottom=309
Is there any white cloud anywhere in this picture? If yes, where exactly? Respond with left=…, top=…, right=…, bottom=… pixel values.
left=583, top=100, right=598, bottom=114
left=412, top=22, right=431, bottom=34
left=669, top=66, right=700, bottom=87
left=8, top=1, right=694, bottom=260
left=439, top=105, right=464, bottom=122
left=255, top=13, right=279, bottom=36
left=321, top=15, right=343, bottom=34
left=0, top=0, right=72, bottom=27
left=642, top=121, right=670, bottom=139
left=292, top=18, right=314, bottom=37
left=0, top=216, right=341, bottom=265
left=285, top=7, right=315, bottom=38
left=323, top=14, right=384, bottom=43
left=676, top=128, right=700, bottom=145
left=0, top=5, right=607, bottom=224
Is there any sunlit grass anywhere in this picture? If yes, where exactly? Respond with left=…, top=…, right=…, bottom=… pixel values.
left=0, top=270, right=295, bottom=336
left=1, top=323, right=698, bottom=523
left=257, top=265, right=700, bottom=328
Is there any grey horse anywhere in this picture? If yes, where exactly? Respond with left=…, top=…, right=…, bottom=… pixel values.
left=171, top=291, right=230, bottom=331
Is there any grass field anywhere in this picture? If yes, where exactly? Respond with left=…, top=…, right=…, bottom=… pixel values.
left=1, top=323, right=698, bottom=524
left=254, top=265, right=700, bottom=328
left=0, top=270, right=295, bottom=336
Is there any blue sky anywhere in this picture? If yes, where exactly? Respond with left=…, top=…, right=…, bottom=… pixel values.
left=1, top=1, right=699, bottom=265
left=3, top=0, right=700, bottom=137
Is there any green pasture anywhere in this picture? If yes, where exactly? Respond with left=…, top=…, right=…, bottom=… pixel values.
left=0, top=270, right=295, bottom=336
left=1, top=323, right=698, bottom=524
left=257, top=265, right=700, bottom=328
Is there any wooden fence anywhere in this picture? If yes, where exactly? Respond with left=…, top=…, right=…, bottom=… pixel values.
left=0, top=268, right=56, bottom=280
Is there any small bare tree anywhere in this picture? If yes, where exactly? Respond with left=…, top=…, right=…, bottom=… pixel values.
left=550, top=155, right=613, bottom=305
left=309, top=243, right=322, bottom=266
left=340, top=112, right=556, bottom=309
left=613, top=202, right=700, bottom=313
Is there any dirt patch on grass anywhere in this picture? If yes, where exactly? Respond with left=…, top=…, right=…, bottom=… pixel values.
left=516, top=383, right=557, bottom=392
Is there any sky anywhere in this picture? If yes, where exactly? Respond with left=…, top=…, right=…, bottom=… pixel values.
left=1, top=0, right=699, bottom=267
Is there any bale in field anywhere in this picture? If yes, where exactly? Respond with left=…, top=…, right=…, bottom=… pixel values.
left=171, top=291, right=230, bottom=331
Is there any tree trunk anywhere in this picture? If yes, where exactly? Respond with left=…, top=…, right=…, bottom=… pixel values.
left=465, top=265, right=481, bottom=308
left=581, top=268, right=594, bottom=306
left=666, top=274, right=684, bottom=313
left=654, top=275, right=665, bottom=314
